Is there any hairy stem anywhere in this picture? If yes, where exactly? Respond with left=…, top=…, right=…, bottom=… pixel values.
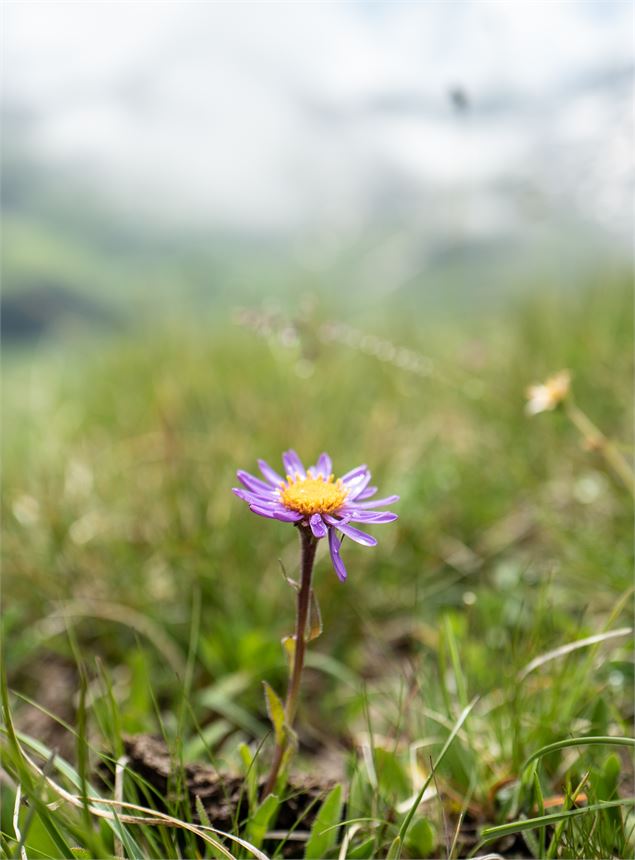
left=262, top=526, right=317, bottom=797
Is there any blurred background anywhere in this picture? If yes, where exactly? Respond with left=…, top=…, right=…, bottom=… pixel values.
left=2, top=0, right=633, bottom=335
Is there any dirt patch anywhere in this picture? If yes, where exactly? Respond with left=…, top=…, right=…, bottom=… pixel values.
left=101, top=734, right=335, bottom=855
left=14, top=655, right=77, bottom=760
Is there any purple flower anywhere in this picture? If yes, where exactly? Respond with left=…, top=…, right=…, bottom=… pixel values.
left=233, top=450, right=399, bottom=581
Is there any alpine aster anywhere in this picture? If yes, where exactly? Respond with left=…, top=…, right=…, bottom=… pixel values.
left=233, top=450, right=398, bottom=581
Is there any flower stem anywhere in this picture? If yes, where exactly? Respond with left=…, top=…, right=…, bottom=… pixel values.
left=565, top=401, right=635, bottom=498
left=262, top=526, right=317, bottom=798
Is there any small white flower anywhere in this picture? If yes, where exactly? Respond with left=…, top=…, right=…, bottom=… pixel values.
left=525, top=370, right=571, bottom=416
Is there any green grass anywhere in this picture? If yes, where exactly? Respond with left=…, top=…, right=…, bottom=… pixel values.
left=1, top=277, right=633, bottom=859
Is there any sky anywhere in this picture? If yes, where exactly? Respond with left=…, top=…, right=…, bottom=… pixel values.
left=3, top=1, right=633, bottom=236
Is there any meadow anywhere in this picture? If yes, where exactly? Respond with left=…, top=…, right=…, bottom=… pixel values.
left=1, top=273, right=634, bottom=859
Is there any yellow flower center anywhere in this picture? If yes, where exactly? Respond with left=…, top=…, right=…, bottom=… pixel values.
left=279, top=472, right=348, bottom=516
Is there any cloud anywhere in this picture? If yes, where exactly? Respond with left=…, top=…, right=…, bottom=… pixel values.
left=3, top=1, right=632, bottom=233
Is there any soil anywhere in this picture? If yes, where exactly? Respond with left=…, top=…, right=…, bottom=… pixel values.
left=100, top=734, right=335, bottom=857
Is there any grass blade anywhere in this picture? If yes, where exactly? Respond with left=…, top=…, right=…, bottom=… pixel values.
left=397, top=698, right=477, bottom=855
left=480, top=798, right=635, bottom=842
left=521, top=736, right=635, bottom=775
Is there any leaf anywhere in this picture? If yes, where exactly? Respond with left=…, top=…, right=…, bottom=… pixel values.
left=281, top=636, right=295, bottom=673
left=348, top=768, right=371, bottom=819
left=521, top=826, right=540, bottom=858
left=238, top=742, right=253, bottom=771
left=304, top=651, right=359, bottom=688
left=184, top=719, right=232, bottom=760
left=195, top=795, right=211, bottom=829
left=262, top=681, right=286, bottom=746
left=404, top=818, right=436, bottom=858
left=596, top=753, right=623, bottom=830
left=347, top=836, right=377, bottom=859
left=304, top=784, right=343, bottom=859
left=281, top=592, right=322, bottom=659
left=532, top=772, right=545, bottom=815
left=386, top=835, right=401, bottom=859
left=246, top=794, right=280, bottom=850
left=532, top=771, right=546, bottom=858
left=308, top=589, right=323, bottom=641
left=590, top=697, right=609, bottom=735
left=374, top=748, right=410, bottom=800
left=442, top=615, right=468, bottom=709
left=198, top=672, right=263, bottom=736
left=238, top=742, right=258, bottom=812
left=602, top=752, right=620, bottom=796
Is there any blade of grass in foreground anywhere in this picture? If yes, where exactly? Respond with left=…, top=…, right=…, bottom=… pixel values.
left=479, top=798, right=635, bottom=842
left=1, top=670, right=79, bottom=858
left=511, top=736, right=635, bottom=829
left=2, top=727, right=146, bottom=858
left=391, top=697, right=478, bottom=859
left=521, top=736, right=635, bottom=775
left=4, top=725, right=270, bottom=859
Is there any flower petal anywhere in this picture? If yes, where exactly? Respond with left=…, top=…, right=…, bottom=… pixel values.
left=282, top=449, right=306, bottom=478
left=336, top=522, right=377, bottom=547
left=323, top=513, right=352, bottom=527
left=346, top=510, right=398, bottom=524
left=314, top=453, right=332, bottom=478
left=350, top=495, right=400, bottom=510
left=258, top=459, right=286, bottom=487
left=247, top=505, right=276, bottom=519
left=328, top=528, right=348, bottom=582
left=309, top=513, right=327, bottom=539
left=346, top=471, right=372, bottom=500
left=242, top=497, right=293, bottom=514
left=233, top=487, right=279, bottom=506
left=250, top=505, right=302, bottom=522
left=237, top=470, right=278, bottom=495
left=355, top=485, right=377, bottom=501
left=341, top=465, right=369, bottom=485
left=271, top=509, right=304, bottom=522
